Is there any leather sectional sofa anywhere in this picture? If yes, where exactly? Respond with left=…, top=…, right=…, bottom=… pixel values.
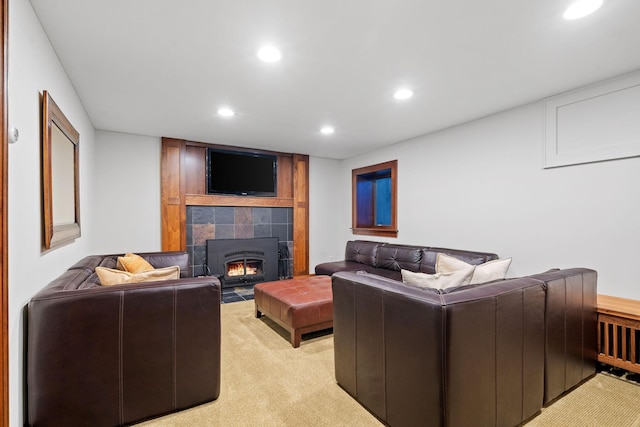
left=320, top=241, right=597, bottom=427
left=26, top=251, right=222, bottom=427
left=315, top=239, right=499, bottom=280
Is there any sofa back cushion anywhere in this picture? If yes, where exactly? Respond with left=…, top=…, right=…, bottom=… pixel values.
left=345, top=240, right=380, bottom=267
left=420, top=247, right=498, bottom=274
left=40, top=252, right=194, bottom=293
left=376, top=244, right=422, bottom=272
left=140, top=251, right=191, bottom=278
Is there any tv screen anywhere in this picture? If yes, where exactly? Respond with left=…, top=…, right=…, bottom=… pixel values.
left=207, top=148, right=277, bottom=196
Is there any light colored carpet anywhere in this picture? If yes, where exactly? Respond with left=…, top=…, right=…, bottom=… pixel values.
left=138, top=300, right=640, bottom=427
left=526, top=373, right=640, bottom=426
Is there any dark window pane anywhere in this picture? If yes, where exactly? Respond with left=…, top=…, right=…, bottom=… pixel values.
left=356, top=179, right=373, bottom=227
left=375, top=176, right=391, bottom=225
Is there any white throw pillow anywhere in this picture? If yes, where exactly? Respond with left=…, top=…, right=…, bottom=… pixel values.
left=401, top=267, right=475, bottom=290
left=436, top=253, right=512, bottom=285
left=436, top=253, right=473, bottom=272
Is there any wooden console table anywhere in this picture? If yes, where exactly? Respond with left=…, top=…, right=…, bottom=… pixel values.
left=597, top=294, right=640, bottom=374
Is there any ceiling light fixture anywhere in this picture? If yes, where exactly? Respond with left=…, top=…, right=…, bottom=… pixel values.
left=393, top=88, right=414, bottom=100
left=217, top=107, right=235, bottom=117
left=563, top=0, right=603, bottom=20
left=257, top=46, right=282, bottom=63
left=320, top=126, right=335, bottom=135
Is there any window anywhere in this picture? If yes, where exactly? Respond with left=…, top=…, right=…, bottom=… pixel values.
left=352, top=160, right=397, bottom=237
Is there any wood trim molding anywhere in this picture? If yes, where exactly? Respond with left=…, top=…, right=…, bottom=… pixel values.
left=1, top=0, right=8, bottom=424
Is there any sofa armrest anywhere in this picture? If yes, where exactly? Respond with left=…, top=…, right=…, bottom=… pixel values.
left=530, top=268, right=598, bottom=404
left=27, top=277, right=221, bottom=427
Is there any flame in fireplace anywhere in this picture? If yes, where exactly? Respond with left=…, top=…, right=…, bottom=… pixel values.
left=227, top=261, right=260, bottom=277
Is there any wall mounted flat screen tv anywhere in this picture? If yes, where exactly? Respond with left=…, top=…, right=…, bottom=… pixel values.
left=206, top=148, right=277, bottom=196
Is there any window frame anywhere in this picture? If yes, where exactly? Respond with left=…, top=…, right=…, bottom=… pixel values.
left=351, top=160, right=398, bottom=237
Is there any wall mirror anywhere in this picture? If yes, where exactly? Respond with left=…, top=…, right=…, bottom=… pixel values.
left=352, top=160, right=397, bottom=237
left=42, top=90, right=80, bottom=250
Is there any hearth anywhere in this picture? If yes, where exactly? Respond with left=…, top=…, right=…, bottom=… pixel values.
left=206, top=237, right=279, bottom=288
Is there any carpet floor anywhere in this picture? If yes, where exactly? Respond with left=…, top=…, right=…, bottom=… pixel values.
left=137, top=300, right=640, bottom=426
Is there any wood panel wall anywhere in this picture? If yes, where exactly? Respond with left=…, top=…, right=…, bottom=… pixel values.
left=161, top=138, right=310, bottom=275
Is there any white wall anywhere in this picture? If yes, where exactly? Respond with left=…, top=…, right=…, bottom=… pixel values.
left=308, top=156, right=344, bottom=269
left=327, top=100, right=640, bottom=299
left=92, top=131, right=161, bottom=254
left=7, top=0, right=97, bottom=424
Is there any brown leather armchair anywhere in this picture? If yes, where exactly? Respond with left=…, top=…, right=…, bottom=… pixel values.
left=26, top=252, right=221, bottom=427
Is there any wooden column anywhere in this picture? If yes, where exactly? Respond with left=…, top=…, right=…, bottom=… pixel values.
left=293, top=154, right=309, bottom=276
left=161, top=138, right=186, bottom=251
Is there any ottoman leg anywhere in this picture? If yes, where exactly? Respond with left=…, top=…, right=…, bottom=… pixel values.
left=255, top=305, right=262, bottom=318
left=292, top=329, right=302, bottom=348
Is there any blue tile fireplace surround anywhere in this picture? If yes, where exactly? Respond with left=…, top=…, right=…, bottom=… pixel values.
left=186, top=206, right=294, bottom=279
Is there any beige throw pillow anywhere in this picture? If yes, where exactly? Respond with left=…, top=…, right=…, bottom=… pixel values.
left=117, top=253, right=155, bottom=273
left=401, top=267, right=475, bottom=290
left=96, top=266, right=180, bottom=286
left=436, top=253, right=512, bottom=284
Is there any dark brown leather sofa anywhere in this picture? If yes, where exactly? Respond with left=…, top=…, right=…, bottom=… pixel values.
left=331, top=267, right=597, bottom=427
left=26, top=251, right=222, bottom=427
left=315, top=240, right=499, bottom=280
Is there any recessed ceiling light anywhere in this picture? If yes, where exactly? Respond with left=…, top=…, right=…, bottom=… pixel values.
left=320, top=126, right=335, bottom=135
left=393, top=88, right=413, bottom=100
left=217, top=107, right=235, bottom=117
left=257, top=46, right=282, bottom=63
left=563, top=0, right=603, bottom=20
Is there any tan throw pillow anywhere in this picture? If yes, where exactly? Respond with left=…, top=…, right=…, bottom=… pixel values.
left=436, top=253, right=512, bottom=285
left=401, top=267, right=475, bottom=290
left=96, top=266, right=180, bottom=286
left=117, top=253, right=155, bottom=273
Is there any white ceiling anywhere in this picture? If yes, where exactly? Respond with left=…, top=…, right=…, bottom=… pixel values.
left=29, top=0, right=640, bottom=159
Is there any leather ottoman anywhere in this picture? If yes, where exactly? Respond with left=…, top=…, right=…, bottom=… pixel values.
left=254, top=275, right=333, bottom=347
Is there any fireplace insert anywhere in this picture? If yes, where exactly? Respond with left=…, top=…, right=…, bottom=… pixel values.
left=206, top=237, right=279, bottom=288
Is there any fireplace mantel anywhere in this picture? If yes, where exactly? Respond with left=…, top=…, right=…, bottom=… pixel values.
left=161, top=138, right=310, bottom=275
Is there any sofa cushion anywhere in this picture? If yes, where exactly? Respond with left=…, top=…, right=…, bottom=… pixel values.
left=117, top=253, right=155, bottom=273
left=315, top=261, right=367, bottom=276
left=345, top=240, right=380, bottom=267
left=436, top=253, right=512, bottom=284
left=96, top=266, right=180, bottom=286
left=47, top=268, right=95, bottom=291
left=376, top=244, right=422, bottom=272
left=365, top=268, right=403, bottom=281
left=401, top=267, right=475, bottom=291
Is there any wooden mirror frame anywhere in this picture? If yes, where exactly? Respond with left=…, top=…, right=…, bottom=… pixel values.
left=42, top=91, right=80, bottom=250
